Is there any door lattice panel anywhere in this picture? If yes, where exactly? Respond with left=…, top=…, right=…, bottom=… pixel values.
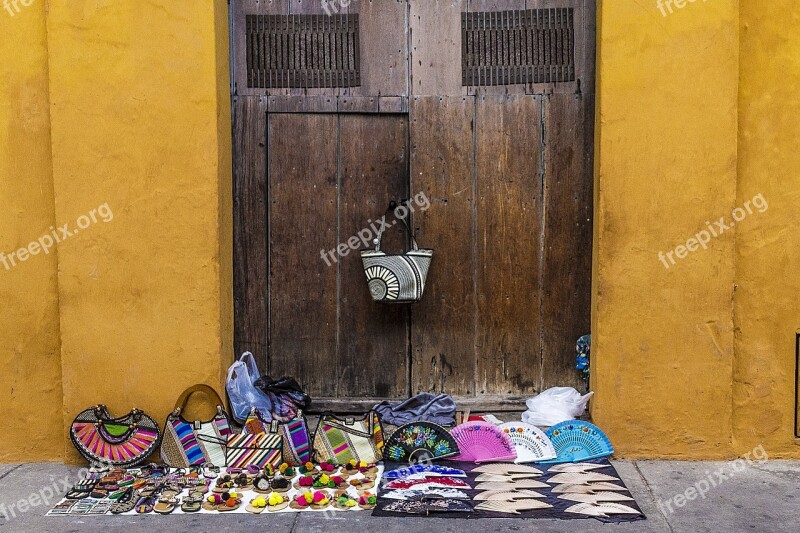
left=462, top=8, right=575, bottom=86
left=246, top=14, right=361, bottom=89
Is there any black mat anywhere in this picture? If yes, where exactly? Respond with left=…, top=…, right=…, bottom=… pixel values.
left=373, top=458, right=646, bottom=522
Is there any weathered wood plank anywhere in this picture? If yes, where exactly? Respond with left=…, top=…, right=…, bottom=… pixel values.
left=268, top=114, right=338, bottom=396
left=410, top=96, right=476, bottom=396
left=409, top=0, right=466, bottom=96
left=541, top=92, right=593, bottom=391
left=475, top=94, right=542, bottom=395
left=233, top=96, right=270, bottom=369
left=338, top=114, right=410, bottom=398
left=350, top=0, right=408, bottom=97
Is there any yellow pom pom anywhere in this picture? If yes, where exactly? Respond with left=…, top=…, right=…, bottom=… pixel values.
left=359, top=461, right=367, bottom=468
left=319, top=474, right=330, bottom=484
left=345, top=500, right=356, bottom=507
left=229, top=491, right=238, bottom=499
left=304, top=493, right=313, bottom=504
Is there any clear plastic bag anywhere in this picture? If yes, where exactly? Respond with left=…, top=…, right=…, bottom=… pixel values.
left=225, top=352, right=274, bottom=423
left=521, top=387, right=593, bottom=427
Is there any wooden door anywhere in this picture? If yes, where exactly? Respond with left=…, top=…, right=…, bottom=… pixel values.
left=232, top=0, right=595, bottom=405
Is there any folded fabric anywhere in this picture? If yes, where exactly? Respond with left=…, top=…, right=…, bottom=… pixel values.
left=373, top=393, right=455, bottom=426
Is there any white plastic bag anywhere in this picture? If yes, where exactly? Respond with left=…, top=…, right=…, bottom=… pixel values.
left=521, top=387, right=593, bottom=427
left=226, top=352, right=273, bottom=423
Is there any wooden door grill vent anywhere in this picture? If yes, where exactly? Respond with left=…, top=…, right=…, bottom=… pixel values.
left=246, top=14, right=360, bottom=89
left=462, top=8, right=575, bottom=86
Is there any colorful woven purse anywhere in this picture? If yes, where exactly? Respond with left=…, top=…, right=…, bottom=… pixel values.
left=242, top=407, right=312, bottom=466
left=70, top=405, right=161, bottom=467
left=160, top=384, right=232, bottom=468
left=312, top=412, right=384, bottom=465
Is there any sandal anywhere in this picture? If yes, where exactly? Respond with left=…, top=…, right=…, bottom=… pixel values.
left=160, top=486, right=181, bottom=499
left=294, top=475, right=315, bottom=491
left=153, top=497, right=179, bottom=515
left=180, top=496, right=203, bottom=513
left=290, top=490, right=330, bottom=510
left=213, top=475, right=234, bottom=493
left=266, top=492, right=289, bottom=512
left=298, top=462, right=318, bottom=475
left=333, top=491, right=358, bottom=510
left=246, top=495, right=267, bottom=514
left=358, top=492, right=377, bottom=510
left=234, top=473, right=253, bottom=489
left=349, top=476, right=375, bottom=490
left=109, top=489, right=139, bottom=514
left=271, top=476, right=291, bottom=493
left=202, top=463, right=220, bottom=479
left=203, top=491, right=242, bottom=512
left=135, top=496, right=157, bottom=514
left=64, top=489, right=91, bottom=500
left=253, top=474, right=273, bottom=494
left=277, top=463, right=296, bottom=478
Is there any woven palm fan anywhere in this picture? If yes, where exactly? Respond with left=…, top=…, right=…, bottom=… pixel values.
left=541, top=420, right=614, bottom=464
left=475, top=480, right=549, bottom=491
left=564, top=502, right=640, bottom=517
left=473, top=490, right=547, bottom=500
left=384, top=422, right=460, bottom=463
left=547, top=462, right=607, bottom=473
left=474, top=500, right=552, bottom=514
left=558, top=492, right=635, bottom=504
left=498, top=422, right=557, bottom=463
left=551, top=482, right=628, bottom=494
left=547, top=472, right=620, bottom=484
left=450, top=422, right=517, bottom=463
left=474, top=473, right=541, bottom=482
left=473, top=463, right=542, bottom=475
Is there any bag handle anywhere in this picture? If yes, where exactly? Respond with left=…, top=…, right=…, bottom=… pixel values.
left=173, top=384, right=225, bottom=416
left=319, top=411, right=378, bottom=437
left=374, top=202, right=420, bottom=253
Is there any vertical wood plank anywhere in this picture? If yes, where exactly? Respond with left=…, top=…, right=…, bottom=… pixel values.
left=338, top=114, right=410, bottom=398
left=409, top=0, right=466, bottom=96
left=268, top=113, right=338, bottom=395
left=233, top=96, right=270, bottom=369
left=475, top=94, right=542, bottom=395
left=410, top=96, right=476, bottom=395
left=349, top=0, right=407, bottom=97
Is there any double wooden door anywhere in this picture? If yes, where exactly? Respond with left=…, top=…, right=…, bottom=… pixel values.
left=231, top=0, right=595, bottom=405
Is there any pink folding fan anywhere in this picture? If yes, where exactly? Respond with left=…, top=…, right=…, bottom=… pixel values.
left=450, top=422, right=517, bottom=463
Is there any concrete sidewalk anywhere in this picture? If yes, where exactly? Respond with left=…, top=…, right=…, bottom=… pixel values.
left=0, top=460, right=797, bottom=532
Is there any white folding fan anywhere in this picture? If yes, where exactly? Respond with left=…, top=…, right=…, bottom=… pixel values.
left=563, top=502, right=640, bottom=517
left=474, top=473, right=542, bottom=482
left=551, top=482, right=628, bottom=494
left=547, top=472, right=620, bottom=484
left=474, top=500, right=552, bottom=514
left=498, top=422, right=557, bottom=463
left=474, top=490, right=547, bottom=500
left=558, top=492, right=635, bottom=504
left=547, top=463, right=607, bottom=473
left=475, top=480, right=549, bottom=491
left=473, top=464, right=543, bottom=475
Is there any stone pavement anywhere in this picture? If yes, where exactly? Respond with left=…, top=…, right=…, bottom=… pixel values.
left=0, top=460, right=797, bottom=532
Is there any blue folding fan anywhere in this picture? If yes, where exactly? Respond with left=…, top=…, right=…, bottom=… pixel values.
left=540, top=420, right=614, bottom=464
left=384, top=464, right=467, bottom=480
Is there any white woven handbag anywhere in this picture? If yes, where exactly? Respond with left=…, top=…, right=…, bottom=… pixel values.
left=360, top=216, right=433, bottom=303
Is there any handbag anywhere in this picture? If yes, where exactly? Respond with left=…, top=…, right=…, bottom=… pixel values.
left=160, top=384, right=232, bottom=468
left=242, top=407, right=312, bottom=466
left=312, top=412, right=385, bottom=464
left=226, top=430, right=282, bottom=470
left=70, top=405, right=161, bottom=467
left=360, top=213, right=433, bottom=303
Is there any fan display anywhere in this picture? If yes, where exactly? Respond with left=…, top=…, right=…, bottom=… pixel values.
left=450, top=422, right=517, bottom=463
left=473, top=489, right=547, bottom=500
left=474, top=500, right=553, bottom=514
left=547, top=472, right=620, bottom=484
left=551, top=482, right=628, bottom=493
left=541, top=420, right=614, bottom=464
left=384, top=464, right=467, bottom=479
left=383, top=477, right=471, bottom=490
left=547, top=462, right=607, bottom=473
left=474, top=480, right=549, bottom=491
left=473, top=463, right=543, bottom=475
left=383, top=488, right=470, bottom=500
left=563, top=502, right=640, bottom=517
left=558, top=492, right=635, bottom=504
left=498, top=422, right=557, bottom=463
left=384, top=422, right=460, bottom=463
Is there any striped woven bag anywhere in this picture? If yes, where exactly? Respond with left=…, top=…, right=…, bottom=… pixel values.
left=70, top=406, right=161, bottom=467
left=242, top=407, right=312, bottom=466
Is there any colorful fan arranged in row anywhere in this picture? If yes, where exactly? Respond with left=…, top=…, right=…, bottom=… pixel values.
left=498, top=422, right=557, bottom=463
left=384, top=422, right=460, bottom=463
left=540, top=420, right=614, bottom=464
left=450, top=422, right=517, bottom=463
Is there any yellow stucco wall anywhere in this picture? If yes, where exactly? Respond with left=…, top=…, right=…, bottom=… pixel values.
left=734, top=0, right=800, bottom=457
left=592, top=0, right=739, bottom=459
left=44, top=0, right=233, bottom=461
left=0, top=0, right=63, bottom=462
left=0, top=0, right=798, bottom=461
